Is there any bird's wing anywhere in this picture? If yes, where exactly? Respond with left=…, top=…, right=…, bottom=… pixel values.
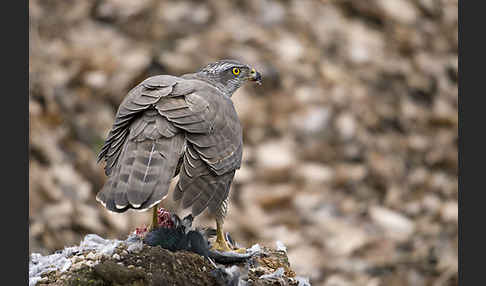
left=97, top=75, right=183, bottom=175
left=97, top=75, right=189, bottom=211
left=154, top=79, right=243, bottom=217
left=176, top=143, right=236, bottom=217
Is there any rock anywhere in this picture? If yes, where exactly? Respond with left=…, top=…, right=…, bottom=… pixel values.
left=257, top=0, right=286, bottom=26
left=287, top=245, right=323, bottom=281
left=102, top=210, right=130, bottom=231
left=94, top=260, right=146, bottom=285
left=293, top=192, right=325, bottom=212
left=369, top=206, right=415, bottom=241
left=127, top=239, right=144, bottom=253
left=335, top=164, right=367, bottom=184
left=85, top=252, right=96, bottom=260
left=274, top=34, right=304, bottom=63
left=71, top=255, right=84, bottom=263
left=367, top=151, right=405, bottom=182
left=335, top=112, right=356, bottom=141
left=74, top=204, right=104, bottom=233
left=70, top=261, right=87, bottom=271
left=161, top=1, right=211, bottom=25
left=291, top=106, right=332, bottom=138
left=440, top=201, right=458, bottom=223
left=255, top=139, right=297, bottom=181
left=256, top=140, right=296, bottom=170
left=346, top=22, right=385, bottom=65
left=51, top=164, right=92, bottom=202
left=321, top=220, right=368, bottom=256
left=29, top=163, right=63, bottom=203
left=93, top=0, right=153, bottom=19
left=233, top=163, right=254, bottom=184
left=294, top=86, right=326, bottom=105
left=324, top=274, right=354, bottom=286
left=42, top=201, right=73, bottom=229
left=29, top=233, right=304, bottom=286
left=295, top=163, right=334, bottom=184
left=422, top=194, right=441, bottom=214
left=376, top=0, right=418, bottom=24
left=261, top=225, right=302, bottom=250
left=408, top=134, right=429, bottom=151
left=83, top=70, right=107, bottom=89
left=255, top=184, right=294, bottom=209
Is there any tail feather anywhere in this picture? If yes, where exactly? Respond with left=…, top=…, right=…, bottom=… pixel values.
left=97, top=177, right=128, bottom=213
left=139, top=135, right=185, bottom=210
left=113, top=139, right=134, bottom=209
left=126, top=141, right=159, bottom=207
left=98, top=131, right=184, bottom=212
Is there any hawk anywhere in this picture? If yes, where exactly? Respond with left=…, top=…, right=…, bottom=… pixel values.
left=96, top=59, right=262, bottom=252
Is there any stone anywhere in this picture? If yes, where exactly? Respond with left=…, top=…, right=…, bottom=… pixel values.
left=72, top=255, right=84, bottom=263
left=441, top=201, right=458, bottom=223
left=335, top=112, right=356, bottom=140
left=292, top=106, right=332, bottom=137
left=255, top=139, right=297, bottom=181
left=85, top=252, right=96, bottom=260
left=83, top=70, right=107, bottom=89
left=74, top=204, right=104, bottom=233
left=369, top=206, right=415, bottom=241
left=274, top=34, right=304, bottom=63
left=42, top=201, right=73, bottom=229
left=324, top=274, right=354, bottom=286
left=376, top=0, right=418, bottom=24
left=51, top=164, right=92, bottom=202
left=295, top=163, right=334, bottom=184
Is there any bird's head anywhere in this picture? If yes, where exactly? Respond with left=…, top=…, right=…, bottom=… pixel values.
left=196, top=59, right=262, bottom=96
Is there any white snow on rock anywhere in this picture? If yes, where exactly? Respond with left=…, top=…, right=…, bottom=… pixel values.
left=29, top=249, right=74, bottom=286
left=29, top=233, right=142, bottom=286
left=276, top=240, right=287, bottom=253
left=260, top=267, right=285, bottom=279
left=296, top=276, right=312, bottom=286
left=247, top=244, right=262, bottom=254
left=79, top=233, right=122, bottom=255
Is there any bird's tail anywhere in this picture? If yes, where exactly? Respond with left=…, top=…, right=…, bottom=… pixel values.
left=96, top=133, right=184, bottom=213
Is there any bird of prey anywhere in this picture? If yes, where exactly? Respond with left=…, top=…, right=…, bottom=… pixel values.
left=96, top=59, right=262, bottom=252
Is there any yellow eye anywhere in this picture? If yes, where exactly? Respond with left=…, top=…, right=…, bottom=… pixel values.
left=232, top=67, right=240, bottom=76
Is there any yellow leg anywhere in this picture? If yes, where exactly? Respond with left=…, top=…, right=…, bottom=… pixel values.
left=149, top=205, right=159, bottom=231
left=211, top=219, right=246, bottom=253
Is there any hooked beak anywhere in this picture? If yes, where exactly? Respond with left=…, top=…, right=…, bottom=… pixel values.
left=249, top=68, right=262, bottom=85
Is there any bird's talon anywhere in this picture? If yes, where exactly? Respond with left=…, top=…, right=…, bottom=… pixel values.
left=233, top=247, right=247, bottom=254
left=211, top=240, right=246, bottom=253
left=211, top=240, right=233, bottom=253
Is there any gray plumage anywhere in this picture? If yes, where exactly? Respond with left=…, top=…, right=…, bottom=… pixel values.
left=96, top=59, right=261, bottom=220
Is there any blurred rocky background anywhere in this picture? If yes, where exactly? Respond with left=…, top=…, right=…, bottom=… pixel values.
left=29, top=0, right=458, bottom=285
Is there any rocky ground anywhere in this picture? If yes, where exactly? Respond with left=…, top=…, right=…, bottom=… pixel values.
left=30, top=232, right=307, bottom=286
left=29, top=0, right=458, bottom=285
